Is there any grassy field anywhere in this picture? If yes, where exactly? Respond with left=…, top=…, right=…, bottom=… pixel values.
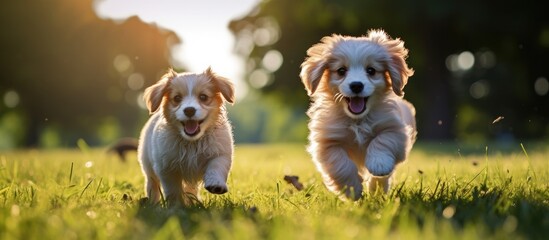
left=0, top=142, right=548, bottom=239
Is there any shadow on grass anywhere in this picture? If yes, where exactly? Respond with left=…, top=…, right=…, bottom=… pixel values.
left=390, top=180, right=549, bottom=239
left=132, top=197, right=259, bottom=239
left=129, top=178, right=548, bottom=239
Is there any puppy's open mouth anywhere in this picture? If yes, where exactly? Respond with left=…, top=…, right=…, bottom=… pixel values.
left=345, top=97, right=368, bottom=115
left=182, top=120, right=204, bottom=137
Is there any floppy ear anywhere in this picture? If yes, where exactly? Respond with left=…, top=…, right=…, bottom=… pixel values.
left=378, top=32, right=414, bottom=97
left=300, top=36, right=338, bottom=96
left=206, top=67, right=235, bottom=104
left=143, top=68, right=177, bottom=114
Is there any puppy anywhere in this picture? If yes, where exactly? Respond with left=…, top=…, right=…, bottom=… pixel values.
left=138, top=67, right=235, bottom=206
left=300, top=30, right=417, bottom=200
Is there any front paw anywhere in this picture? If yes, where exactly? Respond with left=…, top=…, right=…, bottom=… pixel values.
left=366, top=154, right=395, bottom=177
left=326, top=176, right=363, bottom=201
left=205, top=184, right=228, bottom=194
left=343, top=184, right=363, bottom=201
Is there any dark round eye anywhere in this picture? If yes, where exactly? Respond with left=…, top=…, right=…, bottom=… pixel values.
left=366, top=67, right=376, bottom=76
left=336, top=67, right=347, bottom=77
left=199, top=94, right=209, bottom=102
left=173, top=95, right=182, bottom=103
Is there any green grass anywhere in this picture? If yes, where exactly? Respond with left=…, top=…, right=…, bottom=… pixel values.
left=0, top=143, right=548, bottom=239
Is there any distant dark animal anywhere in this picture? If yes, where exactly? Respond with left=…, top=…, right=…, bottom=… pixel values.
left=108, top=138, right=139, bottom=162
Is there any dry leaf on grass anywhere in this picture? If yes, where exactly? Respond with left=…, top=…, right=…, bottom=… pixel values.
left=284, top=175, right=304, bottom=191
left=492, top=116, right=504, bottom=124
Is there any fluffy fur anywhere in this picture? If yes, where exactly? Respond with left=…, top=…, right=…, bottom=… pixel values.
left=300, top=30, right=417, bottom=200
left=138, top=67, right=235, bottom=206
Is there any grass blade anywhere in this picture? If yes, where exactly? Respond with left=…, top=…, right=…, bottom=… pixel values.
left=69, top=162, right=74, bottom=185
left=520, top=143, right=537, bottom=180
left=94, top=177, right=103, bottom=198
left=79, top=178, right=95, bottom=199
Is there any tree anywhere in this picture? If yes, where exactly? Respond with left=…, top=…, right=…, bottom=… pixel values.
left=0, top=0, right=180, bottom=147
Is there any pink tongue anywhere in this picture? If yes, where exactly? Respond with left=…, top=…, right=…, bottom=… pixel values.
left=349, top=97, right=365, bottom=114
left=184, top=120, right=199, bottom=135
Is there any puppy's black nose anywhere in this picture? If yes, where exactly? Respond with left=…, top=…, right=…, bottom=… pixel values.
left=183, top=107, right=196, bottom=117
left=350, top=82, right=364, bottom=94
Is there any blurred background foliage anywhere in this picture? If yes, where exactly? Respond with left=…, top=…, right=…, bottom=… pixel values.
left=0, top=0, right=548, bottom=149
left=229, top=0, right=549, bottom=144
left=0, top=0, right=179, bottom=148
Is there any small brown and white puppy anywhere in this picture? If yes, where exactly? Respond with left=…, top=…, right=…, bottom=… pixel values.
left=138, top=67, right=235, bottom=206
left=300, top=30, right=417, bottom=200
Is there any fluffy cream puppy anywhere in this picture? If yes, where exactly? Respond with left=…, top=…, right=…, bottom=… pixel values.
left=138, top=67, right=235, bottom=206
left=300, top=30, right=417, bottom=200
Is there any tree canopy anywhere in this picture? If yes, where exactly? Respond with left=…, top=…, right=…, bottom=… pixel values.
left=0, top=0, right=179, bottom=147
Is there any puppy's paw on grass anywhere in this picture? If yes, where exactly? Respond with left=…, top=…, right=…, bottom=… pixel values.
left=205, top=184, right=228, bottom=194
left=343, top=185, right=363, bottom=201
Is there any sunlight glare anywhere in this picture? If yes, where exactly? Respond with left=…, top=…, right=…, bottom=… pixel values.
left=94, top=0, right=260, bottom=101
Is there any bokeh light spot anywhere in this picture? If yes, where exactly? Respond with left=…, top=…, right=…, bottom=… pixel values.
left=252, top=17, right=280, bottom=47
left=127, top=73, right=145, bottom=90
left=249, top=69, right=270, bottom=89
left=478, top=50, right=496, bottom=68
left=235, top=29, right=255, bottom=56
left=457, top=51, right=475, bottom=70
left=534, top=77, right=549, bottom=96
left=470, top=80, right=490, bottom=99
left=262, top=50, right=283, bottom=72
left=253, top=28, right=271, bottom=47
left=85, top=161, right=93, bottom=168
left=503, top=215, right=518, bottom=233
left=445, top=54, right=459, bottom=72
left=442, top=205, right=456, bottom=219
left=3, top=90, right=20, bottom=108
left=137, top=92, right=146, bottom=110
left=113, top=54, right=132, bottom=73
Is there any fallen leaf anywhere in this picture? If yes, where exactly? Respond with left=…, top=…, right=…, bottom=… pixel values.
left=283, top=175, right=304, bottom=191
left=492, top=116, right=504, bottom=124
